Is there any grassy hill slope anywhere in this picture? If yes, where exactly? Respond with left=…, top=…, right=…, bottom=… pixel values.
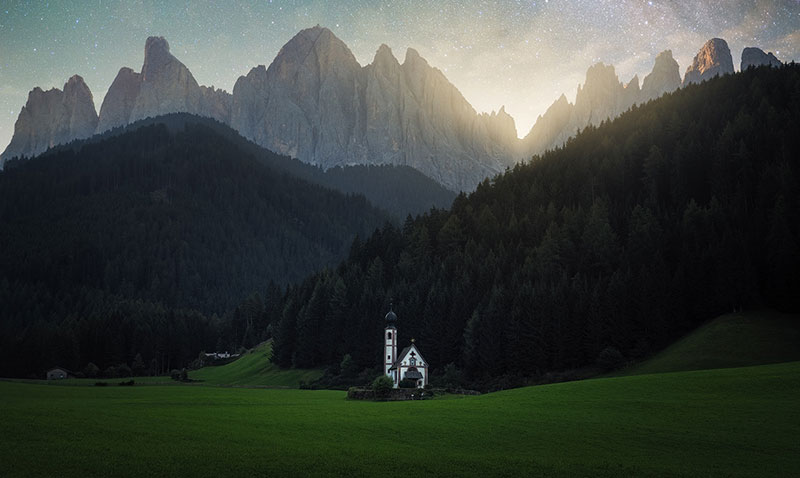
left=190, top=341, right=322, bottom=387
left=1, top=361, right=798, bottom=477
left=627, top=310, right=800, bottom=376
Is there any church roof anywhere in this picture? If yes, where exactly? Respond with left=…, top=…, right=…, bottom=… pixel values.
left=388, top=344, right=427, bottom=371
left=404, top=369, right=423, bottom=380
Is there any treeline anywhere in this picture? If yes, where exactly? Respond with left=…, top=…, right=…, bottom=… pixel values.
left=264, top=65, right=800, bottom=389
left=0, top=122, right=390, bottom=377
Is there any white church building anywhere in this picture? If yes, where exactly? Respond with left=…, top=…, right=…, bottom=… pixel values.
left=383, top=305, right=428, bottom=388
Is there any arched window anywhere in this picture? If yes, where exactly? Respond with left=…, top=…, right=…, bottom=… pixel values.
left=387, top=332, right=392, bottom=339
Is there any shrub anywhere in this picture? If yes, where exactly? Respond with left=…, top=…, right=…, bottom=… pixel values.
left=83, top=362, right=99, bottom=378
left=398, top=378, right=417, bottom=389
left=117, top=364, right=133, bottom=378
left=170, top=369, right=182, bottom=381
left=371, top=375, right=394, bottom=397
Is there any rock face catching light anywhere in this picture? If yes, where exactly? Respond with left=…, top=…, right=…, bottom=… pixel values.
left=230, top=27, right=516, bottom=191
left=683, top=38, right=734, bottom=86
left=741, top=47, right=782, bottom=70
left=522, top=62, right=644, bottom=157
left=1, top=75, right=98, bottom=167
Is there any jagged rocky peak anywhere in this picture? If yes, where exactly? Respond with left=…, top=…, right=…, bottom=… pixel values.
left=741, top=47, right=782, bottom=70
left=521, top=93, right=575, bottom=158
left=129, top=35, right=204, bottom=123
left=574, top=62, right=625, bottom=126
left=97, top=67, right=142, bottom=132
left=641, top=49, right=681, bottom=101
left=141, top=36, right=174, bottom=80
left=62, top=75, right=99, bottom=137
left=480, top=106, right=518, bottom=145
left=1, top=75, right=98, bottom=167
left=683, top=38, right=734, bottom=86
left=270, top=25, right=360, bottom=80
left=373, top=43, right=400, bottom=69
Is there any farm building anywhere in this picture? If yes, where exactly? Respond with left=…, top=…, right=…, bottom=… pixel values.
left=46, top=368, right=69, bottom=380
left=383, top=305, right=429, bottom=388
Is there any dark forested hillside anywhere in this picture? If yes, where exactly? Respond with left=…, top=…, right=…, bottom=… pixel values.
left=266, top=65, right=800, bottom=389
left=0, top=122, right=390, bottom=377
left=21, top=113, right=457, bottom=218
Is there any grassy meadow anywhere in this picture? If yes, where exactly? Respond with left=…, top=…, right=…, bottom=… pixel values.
left=2, top=361, right=799, bottom=477
left=626, top=310, right=800, bottom=375
left=190, top=340, right=323, bottom=387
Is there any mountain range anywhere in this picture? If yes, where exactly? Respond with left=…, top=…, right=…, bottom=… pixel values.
left=0, top=28, right=785, bottom=191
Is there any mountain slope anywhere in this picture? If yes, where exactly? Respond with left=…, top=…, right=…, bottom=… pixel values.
left=74, top=112, right=456, bottom=218
left=0, top=120, right=389, bottom=315
left=263, top=64, right=800, bottom=385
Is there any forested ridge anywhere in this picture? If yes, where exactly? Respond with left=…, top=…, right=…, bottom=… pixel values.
left=6, top=113, right=456, bottom=218
left=0, top=122, right=391, bottom=377
left=266, top=65, right=800, bottom=389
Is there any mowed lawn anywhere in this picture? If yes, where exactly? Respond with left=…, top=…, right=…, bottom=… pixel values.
left=2, top=362, right=799, bottom=477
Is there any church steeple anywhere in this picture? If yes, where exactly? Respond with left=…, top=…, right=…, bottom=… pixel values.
left=385, top=301, right=397, bottom=326
left=384, top=303, right=398, bottom=384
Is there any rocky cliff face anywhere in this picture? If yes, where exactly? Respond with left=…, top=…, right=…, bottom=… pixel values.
left=523, top=45, right=700, bottom=158
left=97, top=67, right=141, bottom=132
left=741, top=47, right=782, bottom=70
left=1, top=75, right=98, bottom=167
left=4, top=32, right=755, bottom=190
left=641, top=50, right=681, bottom=102
left=231, top=27, right=515, bottom=190
left=98, top=37, right=231, bottom=133
left=522, top=62, right=643, bottom=156
left=683, top=38, right=734, bottom=86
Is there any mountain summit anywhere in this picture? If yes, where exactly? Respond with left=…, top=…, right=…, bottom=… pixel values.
left=741, top=47, right=782, bottom=70
left=1, top=75, right=98, bottom=168
left=683, top=38, right=734, bottom=85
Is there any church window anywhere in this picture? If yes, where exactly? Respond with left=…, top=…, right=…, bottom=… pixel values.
left=387, top=332, right=392, bottom=339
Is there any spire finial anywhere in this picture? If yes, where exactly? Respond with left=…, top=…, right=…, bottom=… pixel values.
left=411, top=338, right=415, bottom=344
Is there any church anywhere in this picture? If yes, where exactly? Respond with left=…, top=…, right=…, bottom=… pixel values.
left=383, top=304, right=428, bottom=388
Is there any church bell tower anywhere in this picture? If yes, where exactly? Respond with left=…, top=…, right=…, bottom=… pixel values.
left=384, top=303, right=398, bottom=383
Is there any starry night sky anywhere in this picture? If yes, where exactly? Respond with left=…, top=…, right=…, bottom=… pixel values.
left=0, top=0, right=798, bottom=150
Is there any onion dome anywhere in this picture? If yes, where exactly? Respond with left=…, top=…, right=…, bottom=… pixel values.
left=385, top=303, right=397, bottom=323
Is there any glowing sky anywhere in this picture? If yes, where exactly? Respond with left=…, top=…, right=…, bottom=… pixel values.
left=1, top=1, right=798, bottom=150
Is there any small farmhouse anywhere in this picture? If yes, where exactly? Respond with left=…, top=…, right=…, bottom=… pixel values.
left=46, top=368, right=69, bottom=380
left=383, top=305, right=429, bottom=388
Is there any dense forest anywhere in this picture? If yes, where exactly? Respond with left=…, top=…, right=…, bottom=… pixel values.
left=0, top=122, right=392, bottom=377
left=262, top=64, right=800, bottom=389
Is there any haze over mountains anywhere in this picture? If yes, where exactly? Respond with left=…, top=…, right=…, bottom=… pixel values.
left=1, top=28, right=786, bottom=191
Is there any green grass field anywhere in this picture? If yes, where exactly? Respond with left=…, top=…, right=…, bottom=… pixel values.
left=627, top=310, right=800, bottom=375
left=2, top=361, right=798, bottom=477
left=190, top=340, right=323, bottom=387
